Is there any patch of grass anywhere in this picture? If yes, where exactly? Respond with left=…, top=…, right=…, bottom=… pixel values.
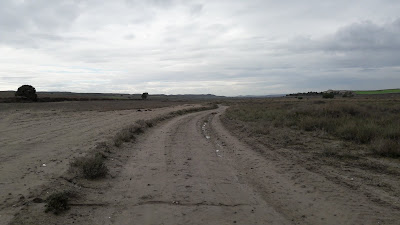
left=321, top=146, right=339, bottom=157
left=224, top=99, right=400, bottom=158
left=71, top=154, right=108, bottom=179
left=336, top=122, right=379, bottom=144
left=320, top=146, right=360, bottom=160
left=113, top=128, right=136, bottom=147
left=371, top=139, right=400, bottom=158
left=45, top=191, right=75, bottom=214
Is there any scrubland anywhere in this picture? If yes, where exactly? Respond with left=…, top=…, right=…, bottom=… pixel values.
left=2, top=96, right=400, bottom=224
left=224, top=96, right=400, bottom=158
left=220, top=96, right=400, bottom=216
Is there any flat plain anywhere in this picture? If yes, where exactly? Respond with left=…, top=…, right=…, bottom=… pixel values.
left=1, top=96, right=399, bottom=225
left=0, top=100, right=200, bottom=224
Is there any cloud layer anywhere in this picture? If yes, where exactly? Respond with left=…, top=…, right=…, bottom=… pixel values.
left=1, top=0, right=400, bottom=95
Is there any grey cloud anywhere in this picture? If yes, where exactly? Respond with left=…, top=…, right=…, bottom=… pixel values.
left=124, top=34, right=136, bottom=40
left=0, top=0, right=80, bottom=31
left=1, top=0, right=400, bottom=95
left=0, top=0, right=81, bottom=47
left=189, top=4, right=203, bottom=15
left=280, top=18, right=400, bottom=69
left=324, top=19, right=400, bottom=52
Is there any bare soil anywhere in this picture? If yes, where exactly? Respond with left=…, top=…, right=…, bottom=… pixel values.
left=0, top=101, right=200, bottom=224
left=8, top=106, right=400, bottom=224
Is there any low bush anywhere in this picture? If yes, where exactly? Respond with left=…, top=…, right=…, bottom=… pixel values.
left=113, top=129, right=135, bottom=147
left=71, top=154, right=108, bottom=179
left=45, top=191, right=75, bottom=214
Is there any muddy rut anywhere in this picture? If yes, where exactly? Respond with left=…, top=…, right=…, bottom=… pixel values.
left=31, top=106, right=397, bottom=225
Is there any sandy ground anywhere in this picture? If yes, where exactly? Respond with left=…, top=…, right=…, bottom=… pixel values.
left=0, top=103, right=198, bottom=224
left=11, top=106, right=399, bottom=224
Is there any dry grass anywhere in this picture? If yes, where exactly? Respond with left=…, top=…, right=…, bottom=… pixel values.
left=70, top=153, right=108, bottom=179
left=45, top=190, right=76, bottom=214
left=371, top=139, right=400, bottom=158
left=224, top=98, right=400, bottom=158
left=0, top=99, right=197, bottom=112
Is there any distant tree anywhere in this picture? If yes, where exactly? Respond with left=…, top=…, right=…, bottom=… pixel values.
left=15, top=85, right=38, bottom=101
left=141, top=92, right=149, bottom=100
left=342, top=91, right=354, bottom=98
left=322, top=92, right=335, bottom=99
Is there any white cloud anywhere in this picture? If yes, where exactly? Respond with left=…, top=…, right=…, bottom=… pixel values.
left=1, top=0, right=400, bottom=95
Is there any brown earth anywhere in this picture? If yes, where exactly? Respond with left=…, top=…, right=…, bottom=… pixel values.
left=9, top=106, right=400, bottom=224
left=0, top=101, right=201, bottom=225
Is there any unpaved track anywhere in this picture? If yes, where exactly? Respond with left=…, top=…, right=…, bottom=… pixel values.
left=0, top=104, right=198, bottom=224
left=56, top=106, right=399, bottom=225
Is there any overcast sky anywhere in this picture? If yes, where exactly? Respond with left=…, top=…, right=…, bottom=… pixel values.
left=1, top=0, right=400, bottom=96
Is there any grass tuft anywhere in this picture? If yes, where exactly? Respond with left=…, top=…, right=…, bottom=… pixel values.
left=45, top=191, right=75, bottom=214
left=371, top=139, right=400, bottom=158
left=71, top=154, right=108, bottom=179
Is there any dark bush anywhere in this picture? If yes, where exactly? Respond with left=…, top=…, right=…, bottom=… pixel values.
left=15, top=85, right=38, bottom=101
left=45, top=191, right=74, bottom=214
left=141, top=92, right=149, bottom=100
left=71, top=155, right=108, bottom=179
left=322, top=92, right=335, bottom=99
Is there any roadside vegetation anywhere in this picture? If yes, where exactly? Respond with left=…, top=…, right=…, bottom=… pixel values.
left=45, top=191, right=76, bottom=215
left=69, top=103, right=218, bottom=180
left=224, top=98, right=400, bottom=158
left=43, top=103, right=218, bottom=215
left=355, top=89, right=400, bottom=95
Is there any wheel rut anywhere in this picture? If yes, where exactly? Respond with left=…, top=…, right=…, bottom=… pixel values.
left=82, top=107, right=290, bottom=225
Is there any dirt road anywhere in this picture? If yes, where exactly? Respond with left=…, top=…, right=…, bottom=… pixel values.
left=32, top=106, right=398, bottom=225
left=0, top=103, right=198, bottom=224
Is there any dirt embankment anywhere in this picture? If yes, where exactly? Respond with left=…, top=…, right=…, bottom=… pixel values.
left=11, top=106, right=400, bottom=224
left=0, top=102, right=200, bottom=224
